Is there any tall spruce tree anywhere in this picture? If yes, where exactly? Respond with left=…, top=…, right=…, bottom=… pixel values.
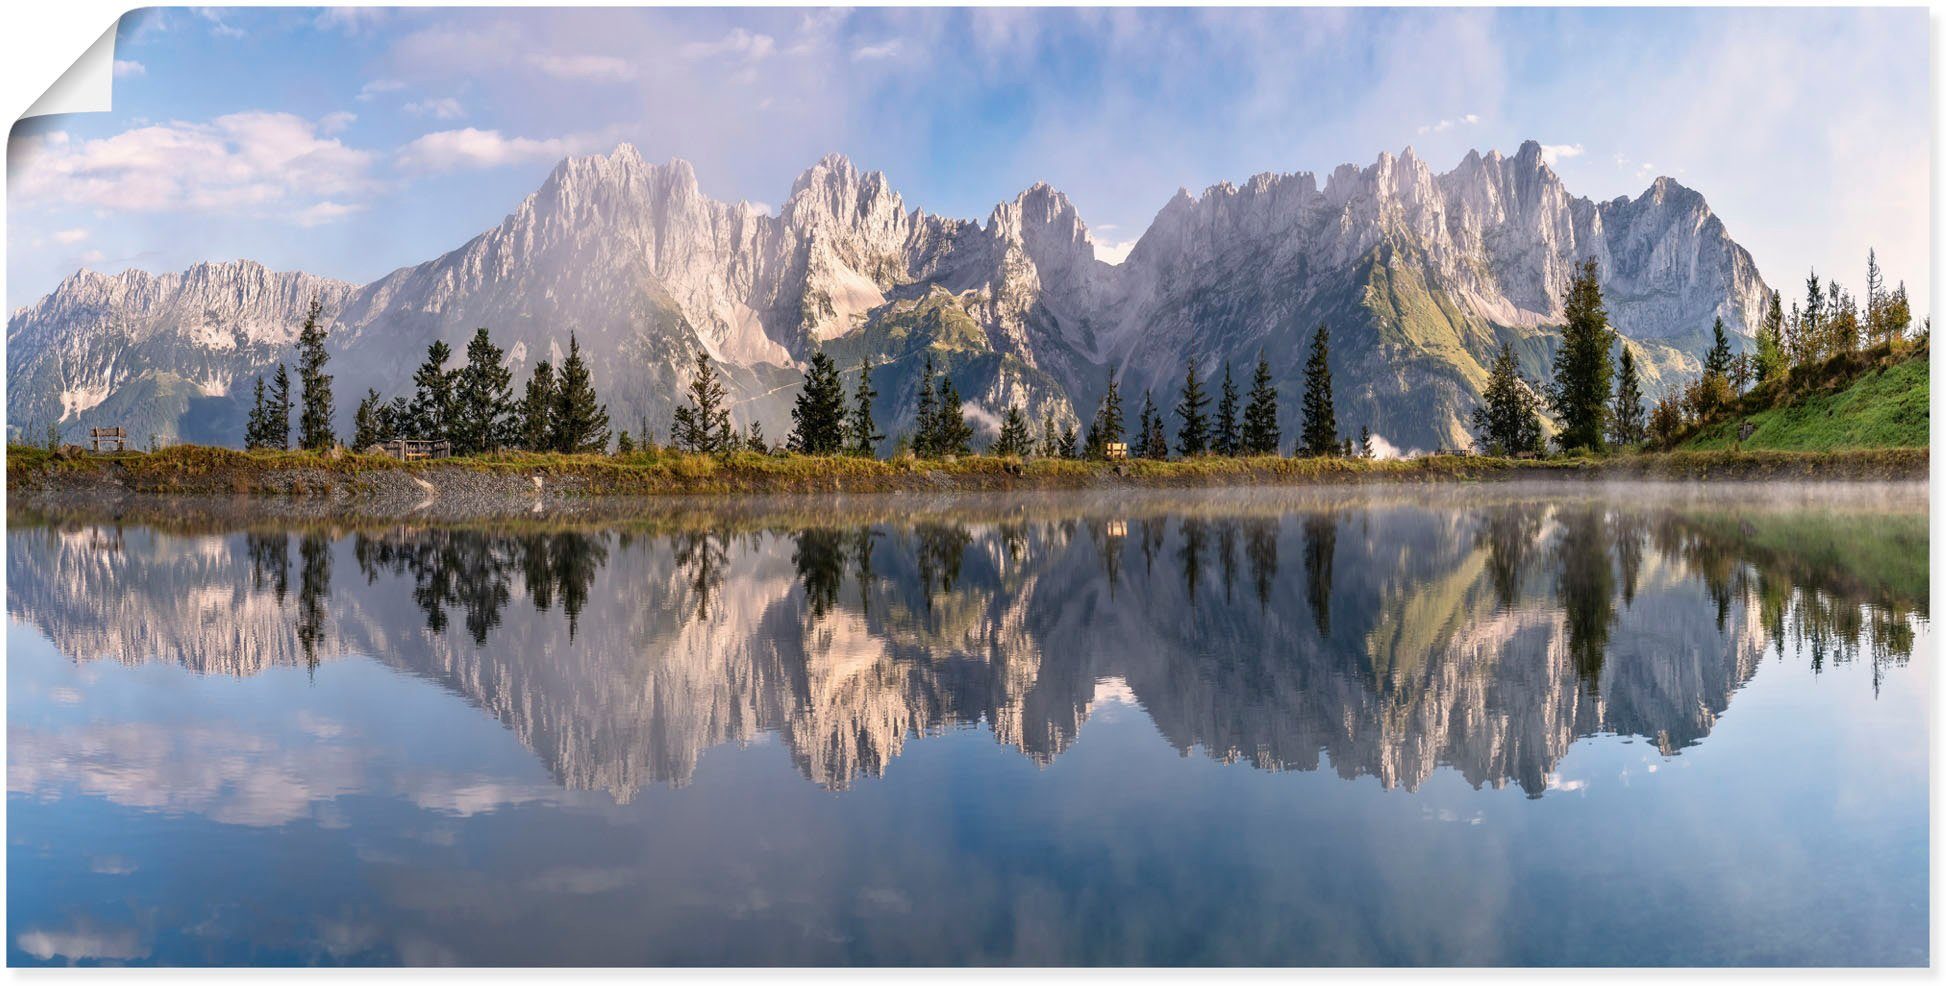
left=1039, top=412, right=1060, bottom=458
left=846, top=358, right=882, bottom=456
left=294, top=298, right=334, bottom=450
left=1299, top=324, right=1337, bottom=456
left=1865, top=248, right=1888, bottom=343
left=408, top=341, right=455, bottom=441
left=551, top=333, right=611, bottom=453
left=1471, top=343, right=1545, bottom=456
left=1755, top=290, right=1786, bottom=383
left=1174, top=358, right=1211, bottom=456
left=932, top=373, right=974, bottom=456
left=1703, top=317, right=1734, bottom=380
left=1547, top=259, right=1614, bottom=452
left=1134, top=394, right=1157, bottom=459
left=1214, top=364, right=1240, bottom=455
left=913, top=356, right=940, bottom=456
left=1058, top=424, right=1079, bottom=459
left=1610, top=344, right=1646, bottom=447
left=1358, top=425, right=1374, bottom=459
left=353, top=389, right=386, bottom=449
left=519, top=361, right=556, bottom=451
left=789, top=351, right=848, bottom=454
left=1139, top=392, right=1169, bottom=459
left=245, top=376, right=271, bottom=449
left=671, top=348, right=728, bottom=453
left=1241, top=355, right=1280, bottom=455
left=267, top=364, right=293, bottom=451
left=992, top=403, right=1033, bottom=456
left=452, top=327, right=517, bottom=455
left=1085, top=372, right=1124, bottom=459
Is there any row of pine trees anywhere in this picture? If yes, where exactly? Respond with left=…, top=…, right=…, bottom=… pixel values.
left=243, top=300, right=1363, bottom=461
left=1470, top=248, right=1924, bottom=456
left=252, top=251, right=1916, bottom=460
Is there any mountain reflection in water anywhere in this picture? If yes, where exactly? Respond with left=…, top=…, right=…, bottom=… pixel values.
left=8, top=489, right=1924, bottom=800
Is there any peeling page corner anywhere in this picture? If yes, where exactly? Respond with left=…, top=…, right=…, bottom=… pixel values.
left=21, top=21, right=119, bottom=121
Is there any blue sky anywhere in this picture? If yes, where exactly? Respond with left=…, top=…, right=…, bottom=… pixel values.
left=6, top=6, right=1931, bottom=317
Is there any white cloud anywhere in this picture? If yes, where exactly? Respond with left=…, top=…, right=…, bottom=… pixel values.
left=1417, top=112, right=1482, bottom=135
left=681, top=28, right=776, bottom=63
left=403, top=97, right=466, bottom=121
left=851, top=41, right=902, bottom=62
left=293, top=201, right=363, bottom=227
left=395, top=128, right=591, bottom=173
left=51, top=228, right=88, bottom=245
left=1539, top=143, right=1585, bottom=165
left=356, top=78, right=404, bottom=102
left=16, top=924, right=147, bottom=962
left=9, top=112, right=377, bottom=219
left=319, top=111, right=357, bottom=135
left=315, top=8, right=387, bottom=36
left=527, top=52, right=636, bottom=82
left=197, top=8, right=245, bottom=40
left=112, top=60, right=145, bottom=79
left=1094, top=239, right=1138, bottom=266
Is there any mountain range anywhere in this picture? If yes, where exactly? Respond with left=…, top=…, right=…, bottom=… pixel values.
left=7, top=140, right=1770, bottom=452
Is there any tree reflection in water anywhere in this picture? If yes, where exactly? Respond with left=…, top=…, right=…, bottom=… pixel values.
left=8, top=492, right=1926, bottom=796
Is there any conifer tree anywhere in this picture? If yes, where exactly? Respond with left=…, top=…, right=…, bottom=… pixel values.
left=294, top=298, right=334, bottom=451
left=913, top=356, right=940, bottom=456
left=1472, top=342, right=1545, bottom=456
left=408, top=341, right=455, bottom=441
left=931, top=373, right=974, bottom=456
left=267, top=364, right=293, bottom=451
left=452, top=327, right=517, bottom=455
left=1610, top=344, right=1646, bottom=447
left=1241, top=354, right=1280, bottom=455
left=789, top=350, right=848, bottom=454
left=1174, top=358, right=1211, bottom=456
left=353, top=389, right=385, bottom=449
left=519, top=361, right=555, bottom=451
left=1801, top=272, right=1826, bottom=364
left=1134, top=393, right=1157, bottom=459
left=1865, top=248, right=1888, bottom=343
left=1138, top=392, right=1169, bottom=459
left=245, top=376, right=271, bottom=449
left=993, top=403, right=1034, bottom=456
left=1546, top=259, right=1613, bottom=452
left=551, top=333, right=611, bottom=453
left=1358, top=425, right=1373, bottom=459
left=670, top=348, right=727, bottom=453
left=1299, top=323, right=1337, bottom=456
left=616, top=431, right=636, bottom=454
left=1058, top=424, right=1080, bottom=459
left=846, top=358, right=882, bottom=456
left=1039, top=412, right=1060, bottom=458
left=1214, top=364, right=1240, bottom=455
left=1755, top=290, right=1786, bottom=383
left=1703, top=317, right=1734, bottom=381
left=1085, top=371, right=1124, bottom=459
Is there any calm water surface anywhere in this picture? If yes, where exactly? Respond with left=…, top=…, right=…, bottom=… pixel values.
left=5, top=486, right=1929, bottom=966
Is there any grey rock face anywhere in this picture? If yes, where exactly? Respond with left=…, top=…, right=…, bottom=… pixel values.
left=8, top=142, right=1767, bottom=452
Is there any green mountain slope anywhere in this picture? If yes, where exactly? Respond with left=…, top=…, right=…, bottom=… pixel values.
left=1683, top=343, right=1929, bottom=451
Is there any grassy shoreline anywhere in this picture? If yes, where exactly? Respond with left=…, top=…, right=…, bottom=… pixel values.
left=6, top=442, right=1927, bottom=502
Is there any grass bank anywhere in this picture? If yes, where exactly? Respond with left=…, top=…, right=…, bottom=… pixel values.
left=6, top=442, right=1927, bottom=503
left=1682, top=338, right=1929, bottom=452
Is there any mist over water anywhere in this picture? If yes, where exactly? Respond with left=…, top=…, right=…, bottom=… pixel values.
left=5, top=484, right=1928, bottom=965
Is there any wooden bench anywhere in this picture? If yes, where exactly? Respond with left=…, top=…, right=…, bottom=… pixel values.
left=89, top=427, right=127, bottom=453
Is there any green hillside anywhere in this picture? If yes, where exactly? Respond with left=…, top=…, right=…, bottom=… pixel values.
left=1683, top=343, right=1929, bottom=451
